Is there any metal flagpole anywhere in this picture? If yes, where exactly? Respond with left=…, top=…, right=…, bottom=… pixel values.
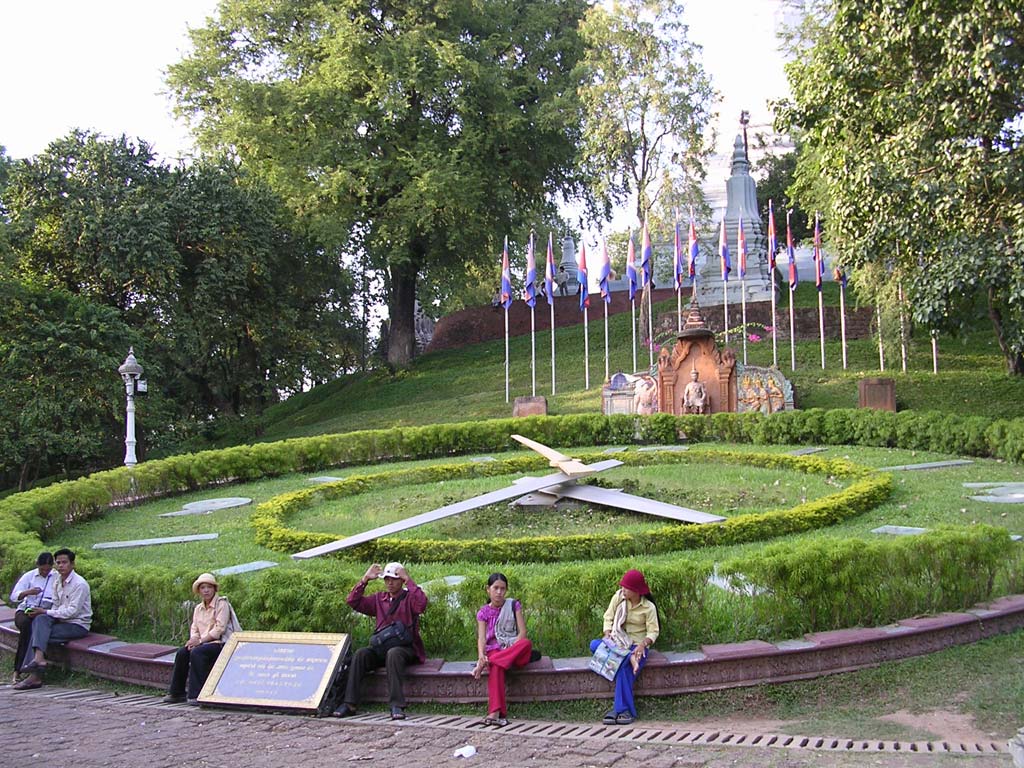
left=550, top=299, right=556, bottom=394
left=771, top=280, right=778, bottom=366
left=877, top=298, right=885, bottom=371
left=815, top=214, right=825, bottom=370
left=789, top=282, right=796, bottom=371
left=604, top=302, right=609, bottom=382
left=504, top=306, right=510, bottom=402
left=631, top=300, right=637, bottom=372
left=739, top=214, right=748, bottom=364
left=768, top=200, right=779, bottom=368
left=898, top=282, right=908, bottom=373
left=530, top=306, right=536, bottom=396
left=647, top=286, right=654, bottom=369
left=839, top=275, right=848, bottom=369
left=546, top=232, right=556, bottom=395
left=817, top=288, right=825, bottom=369
left=584, top=307, right=590, bottom=389
left=931, top=330, right=938, bottom=374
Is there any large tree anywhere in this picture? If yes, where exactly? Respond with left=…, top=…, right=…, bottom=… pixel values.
left=780, top=0, right=1024, bottom=373
left=576, top=0, right=714, bottom=225
left=168, top=0, right=589, bottom=368
left=4, top=132, right=358, bottom=423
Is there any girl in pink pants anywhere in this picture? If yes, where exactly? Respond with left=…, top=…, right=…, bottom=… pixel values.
left=472, top=572, right=533, bottom=726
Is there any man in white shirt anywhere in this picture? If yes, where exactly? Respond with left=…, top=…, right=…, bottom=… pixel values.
left=8, top=551, right=56, bottom=680
left=14, top=548, right=92, bottom=691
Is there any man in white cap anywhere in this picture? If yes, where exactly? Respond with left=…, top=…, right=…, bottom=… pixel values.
left=333, top=562, right=427, bottom=720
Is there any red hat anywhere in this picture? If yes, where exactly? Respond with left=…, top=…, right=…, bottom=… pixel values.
left=619, top=569, right=650, bottom=596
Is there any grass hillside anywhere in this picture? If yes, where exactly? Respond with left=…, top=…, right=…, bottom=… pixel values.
left=257, top=284, right=1024, bottom=441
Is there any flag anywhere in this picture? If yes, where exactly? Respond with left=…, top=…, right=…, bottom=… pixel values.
left=626, top=231, right=638, bottom=301
left=640, top=219, right=653, bottom=288
left=813, top=214, right=824, bottom=291
left=767, top=200, right=777, bottom=273
left=688, top=213, right=698, bottom=281
left=834, top=266, right=848, bottom=288
left=738, top=217, right=748, bottom=279
left=673, top=215, right=684, bottom=290
left=500, top=237, right=513, bottom=309
left=599, top=237, right=612, bottom=303
left=719, top=218, right=731, bottom=282
left=786, top=213, right=799, bottom=289
left=544, top=232, right=555, bottom=306
left=523, top=232, right=537, bottom=307
left=578, top=241, right=590, bottom=310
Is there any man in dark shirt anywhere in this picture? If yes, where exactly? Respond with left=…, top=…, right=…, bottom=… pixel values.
left=333, top=562, right=427, bottom=720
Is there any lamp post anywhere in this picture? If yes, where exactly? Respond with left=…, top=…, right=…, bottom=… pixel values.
left=118, top=348, right=144, bottom=467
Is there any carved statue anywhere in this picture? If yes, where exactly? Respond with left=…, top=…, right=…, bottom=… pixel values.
left=682, top=370, right=709, bottom=415
left=633, top=375, right=659, bottom=415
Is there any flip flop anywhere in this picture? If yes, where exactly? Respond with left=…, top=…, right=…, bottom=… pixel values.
left=20, top=661, right=47, bottom=673
left=13, top=680, right=42, bottom=691
left=483, top=716, right=507, bottom=727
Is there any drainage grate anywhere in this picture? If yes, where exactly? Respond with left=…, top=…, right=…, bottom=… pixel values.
left=24, top=688, right=1006, bottom=756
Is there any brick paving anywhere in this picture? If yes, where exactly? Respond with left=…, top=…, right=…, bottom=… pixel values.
left=1, top=686, right=1010, bottom=768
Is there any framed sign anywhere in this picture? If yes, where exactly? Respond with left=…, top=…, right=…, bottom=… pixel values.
left=198, top=631, right=350, bottom=715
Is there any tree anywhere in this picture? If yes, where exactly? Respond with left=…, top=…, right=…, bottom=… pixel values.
left=0, top=279, right=135, bottom=490
left=4, top=132, right=359, bottom=424
left=576, top=0, right=714, bottom=225
left=780, top=0, right=1024, bottom=373
left=168, top=0, right=589, bottom=368
left=753, top=147, right=811, bottom=243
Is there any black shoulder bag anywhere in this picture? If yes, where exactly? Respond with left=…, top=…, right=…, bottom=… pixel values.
left=368, top=590, right=415, bottom=657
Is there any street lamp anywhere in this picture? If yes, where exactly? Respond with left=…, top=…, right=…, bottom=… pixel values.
left=118, top=348, right=146, bottom=467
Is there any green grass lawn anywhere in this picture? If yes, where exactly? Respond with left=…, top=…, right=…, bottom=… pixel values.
left=250, top=284, right=1024, bottom=442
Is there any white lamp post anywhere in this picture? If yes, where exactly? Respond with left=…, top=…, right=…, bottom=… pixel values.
left=118, top=348, right=144, bottom=467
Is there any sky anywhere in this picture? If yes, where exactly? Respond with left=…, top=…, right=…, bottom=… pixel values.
left=1, top=0, right=794, bottom=209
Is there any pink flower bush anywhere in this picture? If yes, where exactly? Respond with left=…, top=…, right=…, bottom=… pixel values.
left=748, top=333, right=762, bottom=342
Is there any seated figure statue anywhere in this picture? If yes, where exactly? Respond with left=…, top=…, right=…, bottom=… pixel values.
left=683, top=370, right=709, bottom=415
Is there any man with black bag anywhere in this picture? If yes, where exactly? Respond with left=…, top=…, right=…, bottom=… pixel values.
left=332, top=562, right=427, bottom=720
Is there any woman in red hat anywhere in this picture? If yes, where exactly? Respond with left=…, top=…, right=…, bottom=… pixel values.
left=589, top=569, right=659, bottom=724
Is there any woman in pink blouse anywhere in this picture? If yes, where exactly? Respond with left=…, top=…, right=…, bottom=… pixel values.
left=472, top=572, right=534, bottom=726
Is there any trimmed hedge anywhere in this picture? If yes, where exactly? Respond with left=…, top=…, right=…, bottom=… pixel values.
left=250, top=449, right=892, bottom=564
left=1, top=410, right=1023, bottom=652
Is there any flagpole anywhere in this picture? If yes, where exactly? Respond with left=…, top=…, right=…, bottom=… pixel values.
left=815, top=213, right=825, bottom=370
left=631, top=300, right=637, bottom=372
left=877, top=298, right=885, bottom=371
left=647, top=286, right=654, bottom=369
left=550, top=300, right=556, bottom=394
left=584, top=307, right=590, bottom=389
left=530, top=306, right=536, bottom=396
left=898, top=281, right=908, bottom=373
left=504, top=306, right=510, bottom=403
left=677, top=288, right=682, bottom=334
left=839, top=279, right=848, bottom=369
left=741, top=279, right=748, bottom=364
left=931, top=330, right=938, bottom=374
left=789, top=284, right=796, bottom=371
left=604, top=301, right=609, bottom=382
left=817, top=287, right=825, bottom=370
left=723, top=282, right=729, bottom=347
left=771, top=278, right=778, bottom=367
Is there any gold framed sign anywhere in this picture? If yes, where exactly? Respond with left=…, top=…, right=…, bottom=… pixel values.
left=198, top=631, right=350, bottom=714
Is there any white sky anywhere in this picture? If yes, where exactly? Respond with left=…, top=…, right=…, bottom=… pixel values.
left=1, top=0, right=793, bottom=199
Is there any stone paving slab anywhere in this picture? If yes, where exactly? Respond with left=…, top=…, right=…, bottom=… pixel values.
left=969, top=494, right=1024, bottom=504
left=871, top=525, right=929, bottom=536
left=877, top=459, right=974, bottom=471
left=213, top=560, right=278, bottom=576
left=158, top=497, right=251, bottom=517
left=92, top=533, right=219, bottom=549
left=788, top=446, right=827, bottom=456
left=638, top=445, right=688, bottom=452
left=308, top=475, right=344, bottom=483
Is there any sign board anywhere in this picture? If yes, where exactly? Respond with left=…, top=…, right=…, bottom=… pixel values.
left=198, top=631, right=350, bottom=715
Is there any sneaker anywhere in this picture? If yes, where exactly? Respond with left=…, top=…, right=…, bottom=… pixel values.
left=162, top=693, right=186, bottom=704
left=390, top=705, right=406, bottom=720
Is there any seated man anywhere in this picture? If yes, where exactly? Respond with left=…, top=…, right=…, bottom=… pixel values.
left=14, top=548, right=92, bottom=691
left=333, top=562, right=427, bottom=720
left=9, top=551, right=56, bottom=680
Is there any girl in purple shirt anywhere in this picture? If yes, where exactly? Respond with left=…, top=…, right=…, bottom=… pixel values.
left=472, top=572, right=533, bottom=726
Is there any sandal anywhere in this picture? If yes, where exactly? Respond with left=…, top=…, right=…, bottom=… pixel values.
left=13, top=680, right=42, bottom=691
left=614, top=712, right=635, bottom=725
left=602, top=709, right=618, bottom=725
left=483, top=716, right=508, bottom=727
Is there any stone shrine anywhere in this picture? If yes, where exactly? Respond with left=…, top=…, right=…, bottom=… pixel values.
left=657, top=299, right=737, bottom=415
left=697, top=130, right=774, bottom=307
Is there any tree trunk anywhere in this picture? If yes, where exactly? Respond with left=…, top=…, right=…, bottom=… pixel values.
left=387, top=257, right=419, bottom=369
left=987, top=286, right=1023, bottom=376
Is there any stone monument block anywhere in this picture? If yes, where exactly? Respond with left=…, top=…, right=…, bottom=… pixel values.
left=858, top=377, right=896, bottom=412
left=512, top=396, right=548, bottom=417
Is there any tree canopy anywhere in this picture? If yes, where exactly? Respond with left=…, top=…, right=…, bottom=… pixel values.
left=168, top=0, right=589, bottom=367
left=576, top=0, right=714, bottom=225
left=780, top=0, right=1024, bottom=373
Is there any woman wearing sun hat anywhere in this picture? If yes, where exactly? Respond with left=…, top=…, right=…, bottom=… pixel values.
left=589, top=569, right=659, bottom=725
left=163, top=572, right=240, bottom=704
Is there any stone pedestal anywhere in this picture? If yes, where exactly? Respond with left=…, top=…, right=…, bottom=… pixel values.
left=512, top=396, right=548, bottom=417
left=858, top=377, right=896, bottom=412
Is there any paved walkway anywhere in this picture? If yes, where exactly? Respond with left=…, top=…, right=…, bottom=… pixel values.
left=1, top=686, right=1009, bottom=768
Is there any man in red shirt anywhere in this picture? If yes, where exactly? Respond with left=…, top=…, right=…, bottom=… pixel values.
left=333, top=562, right=427, bottom=720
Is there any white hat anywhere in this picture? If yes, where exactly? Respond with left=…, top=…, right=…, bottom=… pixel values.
left=382, top=562, right=404, bottom=579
